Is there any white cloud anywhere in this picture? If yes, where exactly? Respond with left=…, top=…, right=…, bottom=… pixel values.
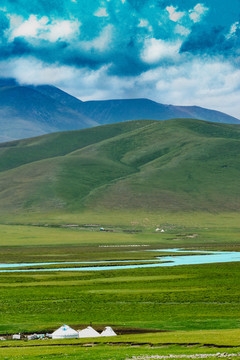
left=1, top=56, right=240, bottom=119
left=141, top=38, right=181, bottom=64
left=139, top=60, right=240, bottom=118
left=166, top=6, right=185, bottom=22
left=80, top=24, right=113, bottom=52
left=94, top=7, right=108, bottom=17
left=45, top=20, right=80, bottom=42
left=9, top=15, right=80, bottom=42
left=226, top=21, right=239, bottom=39
left=175, top=24, right=191, bottom=36
left=0, top=57, right=77, bottom=85
left=189, top=3, right=208, bottom=23
left=138, top=19, right=149, bottom=28
left=10, top=15, right=48, bottom=39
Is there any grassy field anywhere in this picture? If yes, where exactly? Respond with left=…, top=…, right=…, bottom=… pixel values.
left=0, top=262, right=239, bottom=334
left=0, top=119, right=240, bottom=213
left=1, top=330, right=240, bottom=360
left=0, top=211, right=239, bottom=336
left=0, top=210, right=240, bottom=264
left=0, top=120, right=240, bottom=360
left=0, top=211, right=239, bottom=360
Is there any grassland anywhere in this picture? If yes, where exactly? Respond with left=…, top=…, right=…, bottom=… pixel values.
left=1, top=262, right=240, bottom=334
left=0, top=119, right=240, bottom=213
left=0, top=213, right=239, bottom=360
left=1, top=330, right=240, bottom=360
left=0, top=119, right=240, bottom=359
left=0, top=211, right=239, bottom=334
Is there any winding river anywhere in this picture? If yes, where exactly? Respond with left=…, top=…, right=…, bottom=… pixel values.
left=0, top=248, right=239, bottom=272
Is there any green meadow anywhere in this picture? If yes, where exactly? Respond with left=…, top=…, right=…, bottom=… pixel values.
left=0, top=119, right=240, bottom=359
left=0, top=212, right=239, bottom=359
left=1, top=331, right=240, bottom=360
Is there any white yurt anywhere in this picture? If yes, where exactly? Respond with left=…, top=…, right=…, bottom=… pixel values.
left=78, top=326, right=100, bottom=338
left=52, top=325, right=78, bottom=339
left=101, top=326, right=117, bottom=337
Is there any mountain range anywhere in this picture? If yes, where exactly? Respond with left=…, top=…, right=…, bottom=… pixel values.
left=0, top=118, right=240, bottom=213
left=0, top=78, right=239, bottom=142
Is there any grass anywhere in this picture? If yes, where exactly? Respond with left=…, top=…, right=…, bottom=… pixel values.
left=1, top=344, right=240, bottom=360
left=0, top=214, right=239, bottom=359
left=0, top=119, right=240, bottom=213
left=0, top=118, right=240, bottom=359
left=0, top=261, right=239, bottom=334
left=1, top=330, right=240, bottom=360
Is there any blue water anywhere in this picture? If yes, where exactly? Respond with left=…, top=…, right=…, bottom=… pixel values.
left=0, top=248, right=239, bottom=273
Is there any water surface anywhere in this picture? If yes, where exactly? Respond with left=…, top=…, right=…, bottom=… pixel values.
left=0, top=248, right=239, bottom=272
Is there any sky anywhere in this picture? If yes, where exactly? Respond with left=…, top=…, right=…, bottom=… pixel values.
left=0, top=0, right=240, bottom=117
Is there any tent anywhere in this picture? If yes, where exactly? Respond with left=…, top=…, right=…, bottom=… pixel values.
left=78, top=326, right=100, bottom=338
left=52, top=325, right=78, bottom=339
left=101, top=327, right=117, bottom=337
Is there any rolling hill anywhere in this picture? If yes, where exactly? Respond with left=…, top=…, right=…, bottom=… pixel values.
left=0, top=118, right=240, bottom=214
left=0, top=79, right=239, bottom=142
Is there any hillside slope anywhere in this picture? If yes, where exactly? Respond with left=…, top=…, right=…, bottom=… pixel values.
left=0, top=80, right=96, bottom=142
left=0, top=79, right=239, bottom=142
left=76, top=98, right=240, bottom=126
left=0, top=119, right=240, bottom=213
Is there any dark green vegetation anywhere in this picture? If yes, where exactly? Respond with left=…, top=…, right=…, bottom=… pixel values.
left=0, top=118, right=240, bottom=213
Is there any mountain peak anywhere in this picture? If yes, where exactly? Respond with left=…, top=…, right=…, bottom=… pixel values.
left=0, top=82, right=239, bottom=143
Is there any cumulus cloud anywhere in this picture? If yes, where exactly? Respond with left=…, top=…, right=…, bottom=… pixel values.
left=175, top=24, right=191, bottom=36
left=189, top=3, right=208, bottom=23
left=0, top=57, right=77, bottom=85
left=141, top=38, right=181, bottom=64
left=138, top=19, right=149, bottom=28
left=9, top=15, right=80, bottom=42
left=226, top=21, right=240, bottom=39
left=80, top=24, right=113, bottom=52
left=166, top=6, right=185, bottom=22
left=0, top=0, right=239, bottom=118
left=94, top=7, right=108, bottom=17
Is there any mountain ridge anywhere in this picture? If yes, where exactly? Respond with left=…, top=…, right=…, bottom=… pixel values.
left=0, top=79, right=239, bottom=142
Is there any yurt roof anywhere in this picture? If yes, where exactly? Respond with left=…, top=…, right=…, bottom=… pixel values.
left=78, top=326, right=100, bottom=338
left=101, top=326, right=117, bottom=337
left=52, top=325, right=78, bottom=338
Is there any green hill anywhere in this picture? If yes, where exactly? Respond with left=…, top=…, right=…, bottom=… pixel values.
left=0, top=118, right=240, bottom=213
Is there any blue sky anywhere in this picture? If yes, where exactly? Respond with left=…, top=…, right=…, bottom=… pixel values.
left=0, top=0, right=240, bottom=117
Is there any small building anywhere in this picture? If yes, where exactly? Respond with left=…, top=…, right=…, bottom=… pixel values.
left=155, top=228, right=165, bottom=232
left=12, top=334, right=21, bottom=340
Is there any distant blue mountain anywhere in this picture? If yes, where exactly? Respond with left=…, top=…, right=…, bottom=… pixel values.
left=0, top=80, right=239, bottom=142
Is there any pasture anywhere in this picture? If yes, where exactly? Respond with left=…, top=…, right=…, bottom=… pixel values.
left=0, top=211, right=239, bottom=359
